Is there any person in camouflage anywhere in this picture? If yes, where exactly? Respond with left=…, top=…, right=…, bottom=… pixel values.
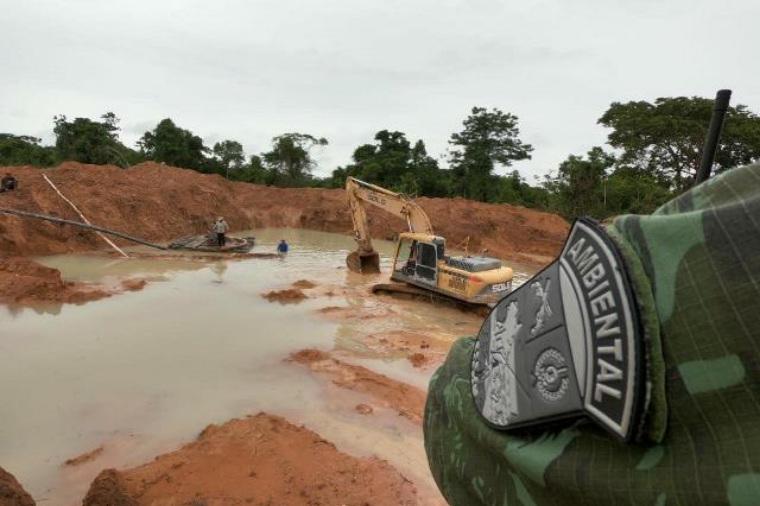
left=424, top=162, right=760, bottom=506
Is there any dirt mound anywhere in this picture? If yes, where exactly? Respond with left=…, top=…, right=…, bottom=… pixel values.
left=82, top=469, right=136, bottom=506
left=0, top=257, right=150, bottom=305
left=408, top=352, right=431, bottom=368
left=291, top=348, right=331, bottom=363
left=291, top=348, right=426, bottom=423
left=261, top=288, right=307, bottom=303
left=0, top=467, right=35, bottom=506
left=81, top=413, right=420, bottom=506
left=0, top=162, right=568, bottom=263
left=292, top=279, right=317, bottom=289
left=0, top=257, right=108, bottom=304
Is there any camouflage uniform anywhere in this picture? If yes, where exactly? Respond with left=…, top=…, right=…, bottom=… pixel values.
left=424, top=163, right=760, bottom=506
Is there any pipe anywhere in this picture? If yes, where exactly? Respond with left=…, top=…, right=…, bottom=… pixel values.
left=0, top=207, right=167, bottom=250
left=696, top=89, right=732, bottom=184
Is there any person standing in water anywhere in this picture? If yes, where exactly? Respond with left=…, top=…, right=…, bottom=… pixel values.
left=277, top=239, right=289, bottom=254
left=213, top=217, right=229, bottom=247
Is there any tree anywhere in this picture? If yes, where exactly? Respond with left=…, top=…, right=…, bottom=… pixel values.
left=53, top=112, right=128, bottom=165
left=0, top=134, right=57, bottom=166
left=545, top=147, right=615, bottom=218
left=232, top=155, right=271, bottom=184
left=212, top=140, right=245, bottom=179
left=448, top=107, right=533, bottom=201
left=262, top=133, right=327, bottom=186
left=544, top=147, right=672, bottom=219
left=330, top=131, right=450, bottom=196
left=599, top=96, right=760, bottom=190
left=495, top=170, right=550, bottom=208
left=138, top=119, right=210, bottom=171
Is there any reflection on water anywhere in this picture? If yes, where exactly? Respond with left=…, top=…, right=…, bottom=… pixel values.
left=0, top=228, right=537, bottom=504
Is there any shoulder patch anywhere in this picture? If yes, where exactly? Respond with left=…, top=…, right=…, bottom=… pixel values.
left=471, top=218, right=646, bottom=442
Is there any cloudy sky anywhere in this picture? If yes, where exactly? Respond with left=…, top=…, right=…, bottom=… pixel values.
left=2, top=0, right=757, bottom=180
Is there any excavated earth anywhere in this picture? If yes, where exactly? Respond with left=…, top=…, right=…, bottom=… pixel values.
left=81, top=414, right=421, bottom=506
left=0, top=162, right=569, bottom=505
left=0, top=162, right=567, bottom=261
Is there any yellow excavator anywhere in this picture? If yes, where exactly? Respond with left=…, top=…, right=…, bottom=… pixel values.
left=345, top=177, right=514, bottom=307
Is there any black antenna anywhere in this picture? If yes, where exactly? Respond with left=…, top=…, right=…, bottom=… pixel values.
left=695, top=89, right=732, bottom=184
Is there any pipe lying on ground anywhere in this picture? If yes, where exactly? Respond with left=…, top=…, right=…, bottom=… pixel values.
left=0, top=207, right=167, bottom=251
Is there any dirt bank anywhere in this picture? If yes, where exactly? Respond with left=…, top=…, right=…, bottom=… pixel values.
left=82, top=413, right=423, bottom=506
left=291, top=349, right=426, bottom=424
left=0, top=467, right=34, bottom=506
left=0, top=162, right=568, bottom=263
left=0, top=257, right=145, bottom=305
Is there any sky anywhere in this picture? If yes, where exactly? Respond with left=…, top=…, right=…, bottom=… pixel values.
left=1, top=0, right=758, bottom=181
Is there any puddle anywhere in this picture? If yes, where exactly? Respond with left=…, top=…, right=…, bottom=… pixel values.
left=0, top=228, right=537, bottom=504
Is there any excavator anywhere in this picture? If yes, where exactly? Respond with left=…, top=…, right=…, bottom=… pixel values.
left=345, top=177, right=514, bottom=307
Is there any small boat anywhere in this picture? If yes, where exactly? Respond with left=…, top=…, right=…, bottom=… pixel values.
left=169, top=234, right=255, bottom=253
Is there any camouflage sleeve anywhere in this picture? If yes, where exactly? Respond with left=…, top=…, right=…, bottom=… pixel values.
left=424, top=163, right=760, bottom=506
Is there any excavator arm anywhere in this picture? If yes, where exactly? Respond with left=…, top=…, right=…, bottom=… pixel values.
left=345, top=177, right=434, bottom=273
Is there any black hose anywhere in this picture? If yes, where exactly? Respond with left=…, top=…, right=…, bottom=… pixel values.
left=0, top=207, right=167, bottom=250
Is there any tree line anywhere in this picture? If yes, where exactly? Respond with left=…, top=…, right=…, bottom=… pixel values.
left=2, top=95, right=759, bottom=220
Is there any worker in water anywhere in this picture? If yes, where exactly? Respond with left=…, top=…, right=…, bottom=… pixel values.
left=423, top=162, right=760, bottom=506
left=0, top=173, right=18, bottom=193
left=277, top=239, right=289, bottom=255
left=213, top=217, right=229, bottom=247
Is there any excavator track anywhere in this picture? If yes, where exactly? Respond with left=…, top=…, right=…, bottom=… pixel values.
left=371, top=282, right=491, bottom=317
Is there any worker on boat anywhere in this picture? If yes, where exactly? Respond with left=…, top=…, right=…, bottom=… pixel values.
left=213, top=217, right=229, bottom=247
left=423, top=162, right=760, bottom=506
left=0, top=173, right=18, bottom=193
left=277, top=239, right=289, bottom=255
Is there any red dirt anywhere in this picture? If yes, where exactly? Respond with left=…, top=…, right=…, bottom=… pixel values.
left=261, top=288, right=308, bottom=303
left=291, top=279, right=317, bottom=289
left=0, top=162, right=568, bottom=263
left=356, top=403, right=374, bottom=415
left=64, top=446, right=105, bottom=467
left=408, top=352, right=430, bottom=368
left=291, top=349, right=426, bottom=423
left=0, top=257, right=108, bottom=304
left=0, top=466, right=35, bottom=506
left=81, top=413, right=421, bottom=506
left=0, top=257, right=150, bottom=305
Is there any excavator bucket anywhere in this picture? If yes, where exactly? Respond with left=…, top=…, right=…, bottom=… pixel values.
left=346, top=251, right=381, bottom=274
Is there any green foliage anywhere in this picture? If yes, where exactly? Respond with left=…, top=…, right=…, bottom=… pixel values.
left=0, top=134, right=57, bottom=166
left=231, top=155, right=271, bottom=184
left=53, top=112, right=137, bottom=166
left=212, top=140, right=245, bottom=179
left=448, top=107, right=533, bottom=201
left=330, top=130, right=450, bottom=196
left=138, top=118, right=210, bottom=171
left=599, top=96, right=760, bottom=190
left=495, top=170, right=550, bottom=209
left=544, top=147, right=673, bottom=220
left=6, top=94, right=760, bottom=222
left=261, top=133, right=328, bottom=186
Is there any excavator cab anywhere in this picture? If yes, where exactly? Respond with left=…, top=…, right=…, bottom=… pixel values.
left=393, top=235, right=443, bottom=286
left=390, top=232, right=514, bottom=305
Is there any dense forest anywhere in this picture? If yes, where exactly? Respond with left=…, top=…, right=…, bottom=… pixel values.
left=2, top=95, right=760, bottom=220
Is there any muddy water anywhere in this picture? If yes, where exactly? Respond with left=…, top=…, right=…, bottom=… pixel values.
left=0, top=229, right=536, bottom=505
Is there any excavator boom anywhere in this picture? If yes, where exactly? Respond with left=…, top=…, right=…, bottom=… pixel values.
left=345, top=177, right=433, bottom=273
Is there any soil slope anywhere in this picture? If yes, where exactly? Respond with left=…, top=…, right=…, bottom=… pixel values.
left=82, top=413, right=424, bottom=506
left=0, top=466, right=34, bottom=506
left=0, top=162, right=568, bottom=263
